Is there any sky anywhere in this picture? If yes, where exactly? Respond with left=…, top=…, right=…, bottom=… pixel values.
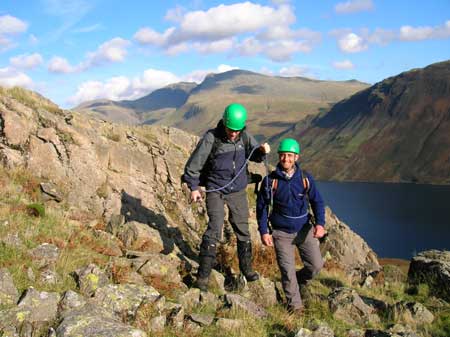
left=0, top=0, right=449, bottom=108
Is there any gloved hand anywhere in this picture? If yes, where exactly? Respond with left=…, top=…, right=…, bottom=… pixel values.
left=260, top=143, right=271, bottom=154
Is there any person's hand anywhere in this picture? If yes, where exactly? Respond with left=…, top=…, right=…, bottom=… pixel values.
left=260, top=143, right=271, bottom=154
left=190, top=190, right=203, bottom=203
left=313, top=225, right=326, bottom=239
left=261, top=233, right=273, bottom=247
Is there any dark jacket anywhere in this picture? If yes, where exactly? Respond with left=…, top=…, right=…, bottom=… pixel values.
left=256, top=163, right=325, bottom=235
left=183, top=121, right=265, bottom=194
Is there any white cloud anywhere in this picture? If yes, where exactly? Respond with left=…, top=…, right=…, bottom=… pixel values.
left=164, top=5, right=186, bottom=23
left=48, top=56, right=78, bottom=73
left=194, top=39, right=234, bottom=54
left=85, top=37, right=130, bottom=65
left=264, top=40, right=312, bottom=62
left=217, top=64, right=239, bottom=73
left=69, top=69, right=181, bottom=105
left=399, top=21, right=450, bottom=41
left=173, top=3, right=295, bottom=41
left=49, top=37, right=131, bottom=73
left=0, top=15, right=28, bottom=35
left=259, top=67, right=274, bottom=76
left=337, top=32, right=368, bottom=53
left=335, top=0, right=374, bottom=14
left=236, top=37, right=263, bottom=56
left=134, top=2, right=320, bottom=61
left=10, top=53, right=44, bottom=69
left=181, top=64, right=239, bottom=83
left=134, top=27, right=174, bottom=46
left=279, top=65, right=310, bottom=77
left=165, top=42, right=189, bottom=56
left=368, top=28, right=396, bottom=45
left=69, top=64, right=242, bottom=106
left=0, top=67, right=33, bottom=87
left=332, top=60, right=355, bottom=70
left=399, top=26, right=433, bottom=41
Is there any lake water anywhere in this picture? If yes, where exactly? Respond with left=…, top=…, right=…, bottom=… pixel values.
left=316, top=181, right=450, bottom=259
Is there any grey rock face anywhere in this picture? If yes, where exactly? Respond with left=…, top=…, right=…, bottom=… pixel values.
left=328, top=287, right=380, bottom=325
left=73, top=263, right=110, bottom=296
left=0, top=287, right=59, bottom=332
left=92, top=283, right=160, bottom=320
left=0, top=268, right=18, bottom=306
left=408, top=250, right=450, bottom=301
left=29, top=243, right=59, bottom=269
left=320, top=208, right=381, bottom=282
left=224, top=293, right=269, bottom=318
left=388, top=301, right=434, bottom=325
left=56, top=303, right=147, bottom=337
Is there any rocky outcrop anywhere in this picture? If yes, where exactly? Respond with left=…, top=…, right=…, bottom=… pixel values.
left=408, top=250, right=450, bottom=301
left=320, top=207, right=381, bottom=282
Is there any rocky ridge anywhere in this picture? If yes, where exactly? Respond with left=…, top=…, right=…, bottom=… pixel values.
left=0, top=87, right=448, bottom=336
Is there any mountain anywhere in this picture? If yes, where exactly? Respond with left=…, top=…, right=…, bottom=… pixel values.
left=75, top=70, right=369, bottom=139
left=281, top=60, right=450, bottom=184
left=75, top=82, right=196, bottom=125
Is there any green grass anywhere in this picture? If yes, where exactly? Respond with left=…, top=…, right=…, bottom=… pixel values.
left=0, top=86, right=63, bottom=115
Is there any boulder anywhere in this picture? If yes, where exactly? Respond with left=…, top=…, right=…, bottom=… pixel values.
left=92, top=283, right=160, bottom=320
left=388, top=301, right=434, bottom=325
left=407, top=250, right=450, bottom=301
left=224, top=293, right=268, bottom=318
left=0, top=268, right=18, bottom=306
left=56, top=303, right=146, bottom=337
left=29, top=243, right=59, bottom=269
left=328, top=287, right=380, bottom=326
left=73, top=263, right=110, bottom=296
left=320, top=207, right=381, bottom=282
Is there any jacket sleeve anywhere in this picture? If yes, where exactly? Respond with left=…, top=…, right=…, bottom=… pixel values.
left=247, top=133, right=266, bottom=163
left=256, top=175, right=271, bottom=235
left=183, top=131, right=215, bottom=191
left=306, top=173, right=326, bottom=226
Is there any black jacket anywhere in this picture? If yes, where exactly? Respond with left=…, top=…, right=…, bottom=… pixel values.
left=183, top=121, right=265, bottom=194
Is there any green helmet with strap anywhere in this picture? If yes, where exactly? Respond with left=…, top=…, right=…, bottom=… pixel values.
left=278, top=138, right=300, bottom=154
left=223, top=103, right=247, bottom=131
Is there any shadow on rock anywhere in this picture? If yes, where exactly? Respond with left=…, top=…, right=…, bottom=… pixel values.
left=120, top=190, right=197, bottom=259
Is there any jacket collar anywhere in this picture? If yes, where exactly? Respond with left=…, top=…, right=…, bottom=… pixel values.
left=274, top=162, right=301, bottom=180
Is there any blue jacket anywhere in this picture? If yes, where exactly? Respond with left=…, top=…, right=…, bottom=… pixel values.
left=256, top=163, right=325, bottom=235
left=183, top=121, right=265, bottom=194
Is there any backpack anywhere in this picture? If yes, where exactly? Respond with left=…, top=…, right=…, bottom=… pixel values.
left=198, top=129, right=257, bottom=187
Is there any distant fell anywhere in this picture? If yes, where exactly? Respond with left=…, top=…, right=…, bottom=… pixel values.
left=283, top=60, right=450, bottom=185
left=75, top=69, right=369, bottom=138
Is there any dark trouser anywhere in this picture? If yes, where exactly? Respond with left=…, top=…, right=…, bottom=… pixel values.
left=203, top=189, right=250, bottom=243
left=198, top=189, right=250, bottom=279
left=272, top=222, right=324, bottom=310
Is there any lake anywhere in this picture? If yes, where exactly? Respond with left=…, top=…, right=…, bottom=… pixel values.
left=316, top=181, right=450, bottom=259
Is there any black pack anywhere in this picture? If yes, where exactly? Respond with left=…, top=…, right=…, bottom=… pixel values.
left=198, top=129, right=260, bottom=187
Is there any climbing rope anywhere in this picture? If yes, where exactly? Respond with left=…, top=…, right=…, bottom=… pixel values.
left=203, top=145, right=260, bottom=193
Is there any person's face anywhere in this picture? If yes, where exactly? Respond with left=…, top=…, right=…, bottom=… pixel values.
left=225, top=127, right=241, bottom=142
left=278, top=152, right=299, bottom=171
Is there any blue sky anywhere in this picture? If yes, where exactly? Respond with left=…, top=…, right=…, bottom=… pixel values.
left=0, top=0, right=449, bottom=108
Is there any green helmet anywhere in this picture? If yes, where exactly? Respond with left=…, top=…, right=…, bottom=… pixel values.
left=223, top=103, right=247, bottom=131
left=278, top=138, right=300, bottom=154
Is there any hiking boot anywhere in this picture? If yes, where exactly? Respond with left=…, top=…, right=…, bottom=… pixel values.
left=237, top=240, right=260, bottom=282
left=195, top=276, right=209, bottom=292
left=196, top=239, right=217, bottom=292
